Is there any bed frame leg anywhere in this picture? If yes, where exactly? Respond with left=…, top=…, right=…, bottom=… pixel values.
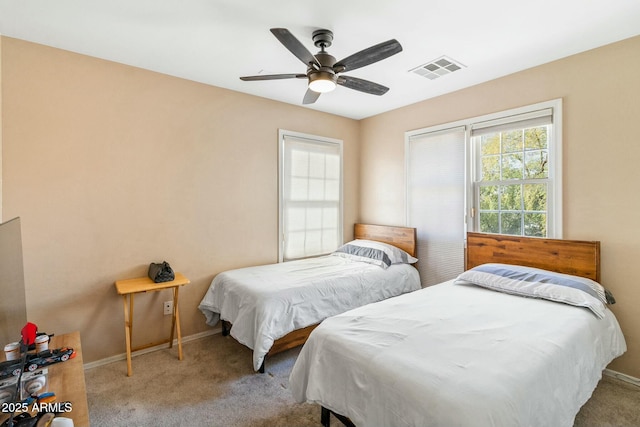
left=322, top=406, right=356, bottom=427
left=258, top=357, right=265, bottom=374
left=221, top=320, right=230, bottom=336
left=321, top=406, right=330, bottom=427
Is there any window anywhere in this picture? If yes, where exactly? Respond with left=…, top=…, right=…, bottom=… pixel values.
left=405, top=100, right=562, bottom=283
left=472, top=107, right=558, bottom=237
left=279, top=130, right=343, bottom=262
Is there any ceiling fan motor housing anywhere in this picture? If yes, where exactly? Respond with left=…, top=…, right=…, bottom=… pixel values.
left=308, top=47, right=337, bottom=87
left=314, top=51, right=336, bottom=68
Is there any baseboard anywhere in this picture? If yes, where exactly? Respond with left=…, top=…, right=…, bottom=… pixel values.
left=604, top=368, right=640, bottom=387
left=83, top=328, right=221, bottom=370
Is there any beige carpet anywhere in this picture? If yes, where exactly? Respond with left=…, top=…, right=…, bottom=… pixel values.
left=85, top=333, right=640, bottom=426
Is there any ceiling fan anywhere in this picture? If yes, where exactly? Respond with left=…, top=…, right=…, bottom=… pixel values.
left=240, top=28, right=403, bottom=104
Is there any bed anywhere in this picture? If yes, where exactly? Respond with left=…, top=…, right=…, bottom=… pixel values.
left=289, top=232, right=627, bottom=427
left=198, top=223, right=421, bottom=372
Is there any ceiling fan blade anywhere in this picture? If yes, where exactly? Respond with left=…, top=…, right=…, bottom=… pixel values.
left=337, top=75, right=389, bottom=95
left=334, top=39, right=402, bottom=73
left=270, top=28, right=321, bottom=68
left=303, top=88, right=321, bottom=104
left=240, top=74, right=306, bottom=81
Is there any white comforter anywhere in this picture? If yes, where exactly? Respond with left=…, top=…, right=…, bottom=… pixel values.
left=290, top=280, right=627, bottom=427
left=198, top=255, right=421, bottom=370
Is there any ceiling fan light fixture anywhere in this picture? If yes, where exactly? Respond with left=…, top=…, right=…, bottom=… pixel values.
left=308, top=71, right=337, bottom=93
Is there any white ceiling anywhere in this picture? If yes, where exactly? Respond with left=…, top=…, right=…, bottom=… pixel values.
left=1, top=0, right=639, bottom=120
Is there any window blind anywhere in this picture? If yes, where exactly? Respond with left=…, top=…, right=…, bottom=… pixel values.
left=406, top=126, right=466, bottom=286
left=471, top=108, right=553, bottom=137
left=281, top=133, right=342, bottom=261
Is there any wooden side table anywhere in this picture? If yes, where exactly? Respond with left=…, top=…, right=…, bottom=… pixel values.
left=114, top=272, right=190, bottom=376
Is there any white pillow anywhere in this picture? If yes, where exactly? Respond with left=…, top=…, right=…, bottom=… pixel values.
left=331, top=239, right=418, bottom=269
left=454, top=263, right=608, bottom=318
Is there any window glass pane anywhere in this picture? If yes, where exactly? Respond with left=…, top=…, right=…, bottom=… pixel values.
left=481, top=155, right=500, bottom=181
left=501, top=212, right=522, bottom=235
left=479, top=212, right=499, bottom=233
left=481, top=134, right=500, bottom=155
left=524, top=150, right=548, bottom=178
left=523, top=183, right=547, bottom=211
left=524, top=212, right=546, bottom=237
left=502, top=153, right=523, bottom=179
left=479, top=186, right=498, bottom=210
left=502, top=130, right=523, bottom=153
left=500, top=184, right=522, bottom=211
left=524, top=127, right=548, bottom=150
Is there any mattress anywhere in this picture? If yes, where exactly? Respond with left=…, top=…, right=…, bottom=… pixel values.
left=198, top=255, right=421, bottom=370
left=289, top=280, right=627, bottom=427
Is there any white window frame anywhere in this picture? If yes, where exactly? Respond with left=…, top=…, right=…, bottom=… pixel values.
left=278, top=129, right=344, bottom=262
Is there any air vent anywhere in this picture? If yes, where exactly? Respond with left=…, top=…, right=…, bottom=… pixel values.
left=410, top=56, right=465, bottom=80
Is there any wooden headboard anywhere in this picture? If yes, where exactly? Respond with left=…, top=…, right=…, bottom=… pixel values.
left=466, top=232, right=600, bottom=282
left=354, top=224, right=417, bottom=257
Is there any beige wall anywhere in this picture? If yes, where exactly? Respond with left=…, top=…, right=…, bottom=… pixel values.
left=0, top=37, right=360, bottom=363
left=360, top=36, right=640, bottom=378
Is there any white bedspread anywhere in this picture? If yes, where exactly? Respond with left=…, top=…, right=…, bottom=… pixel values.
left=198, top=255, right=421, bottom=370
left=290, top=280, right=627, bottom=427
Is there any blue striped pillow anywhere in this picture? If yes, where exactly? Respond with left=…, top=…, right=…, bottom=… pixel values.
left=332, top=239, right=418, bottom=269
left=454, top=263, right=610, bottom=318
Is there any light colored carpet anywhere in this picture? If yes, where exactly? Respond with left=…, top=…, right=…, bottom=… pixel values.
left=85, top=333, right=640, bottom=426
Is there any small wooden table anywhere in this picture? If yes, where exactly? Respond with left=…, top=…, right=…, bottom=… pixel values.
left=114, top=272, right=190, bottom=376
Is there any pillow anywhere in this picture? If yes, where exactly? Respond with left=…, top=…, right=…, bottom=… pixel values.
left=454, top=263, right=608, bottom=318
left=331, top=239, right=418, bottom=269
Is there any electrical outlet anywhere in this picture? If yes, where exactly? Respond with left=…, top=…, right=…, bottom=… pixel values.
left=163, top=300, right=173, bottom=316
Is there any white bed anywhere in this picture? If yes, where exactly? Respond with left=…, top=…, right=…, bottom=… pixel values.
left=198, top=224, right=421, bottom=372
left=289, top=232, right=627, bottom=427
